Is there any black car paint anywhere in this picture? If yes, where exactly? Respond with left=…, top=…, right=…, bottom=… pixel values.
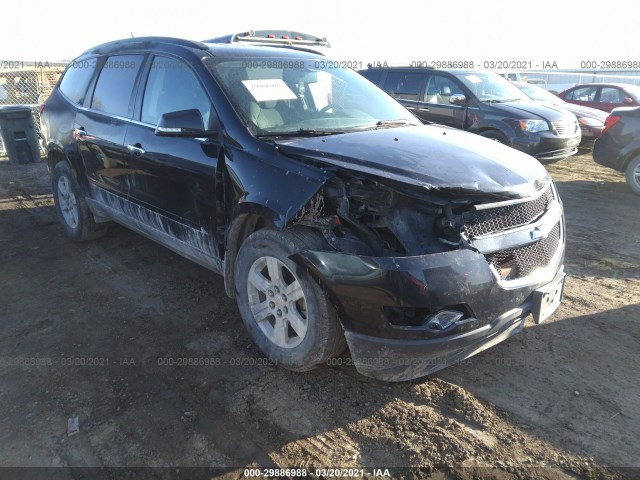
left=593, top=107, right=640, bottom=172
left=275, top=125, right=549, bottom=196
left=42, top=38, right=566, bottom=381
left=593, top=107, right=640, bottom=186
left=360, top=68, right=580, bottom=162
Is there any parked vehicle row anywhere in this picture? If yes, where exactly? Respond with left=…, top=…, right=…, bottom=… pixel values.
left=360, top=67, right=581, bottom=162
left=558, top=83, right=640, bottom=113
left=513, top=81, right=607, bottom=145
left=41, top=34, right=567, bottom=381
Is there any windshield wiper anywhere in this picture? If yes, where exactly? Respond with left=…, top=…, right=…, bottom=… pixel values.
left=256, top=128, right=344, bottom=138
left=347, top=119, right=415, bottom=131
left=375, top=119, right=413, bottom=127
left=484, top=98, right=521, bottom=104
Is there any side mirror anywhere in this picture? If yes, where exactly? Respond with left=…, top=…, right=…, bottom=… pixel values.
left=623, top=97, right=634, bottom=105
left=450, top=94, right=467, bottom=106
left=155, top=109, right=205, bottom=137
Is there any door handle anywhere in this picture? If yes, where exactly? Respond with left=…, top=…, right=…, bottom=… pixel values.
left=405, top=106, right=415, bottom=110
left=73, top=127, right=87, bottom=139
left=417, top=108, right=430, bottom=112
left=127, top=144, right=145, bottom=156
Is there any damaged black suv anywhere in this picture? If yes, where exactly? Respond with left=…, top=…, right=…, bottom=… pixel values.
left=42, top=37, right=566, bottom=381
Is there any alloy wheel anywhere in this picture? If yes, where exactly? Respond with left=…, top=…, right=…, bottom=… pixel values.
left=246, top=256, right=308, bottom=348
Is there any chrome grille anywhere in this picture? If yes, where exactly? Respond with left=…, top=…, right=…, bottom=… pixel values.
left=485, top=222, right=561, bottom=281
left=552, top=120, right=578, bottom=136
left=462, top=185, right=554, bottom=238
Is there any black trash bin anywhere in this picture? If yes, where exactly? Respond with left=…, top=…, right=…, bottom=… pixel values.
left=0, top=105, right=41, bottom=165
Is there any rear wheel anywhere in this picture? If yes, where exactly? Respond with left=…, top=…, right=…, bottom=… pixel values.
left=625, top=156, right=640, bottom=195
left=52, top=161, right=108, bottom=241
left=234, top=227, right=346, bottom=371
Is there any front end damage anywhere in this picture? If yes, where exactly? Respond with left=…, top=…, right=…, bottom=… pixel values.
left=287, top=171, right=565, bottom=381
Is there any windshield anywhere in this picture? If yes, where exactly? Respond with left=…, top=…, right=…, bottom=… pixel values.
left=453, top=72, right=529, bottom=102
left=517, top=82, right=563, bottom=103
left=204, top=57, right=420, bottom=135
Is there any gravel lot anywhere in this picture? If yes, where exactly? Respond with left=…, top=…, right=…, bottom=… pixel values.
left=0, top=150, right=638, bottom=479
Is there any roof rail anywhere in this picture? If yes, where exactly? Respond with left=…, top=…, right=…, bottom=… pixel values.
left=82, top=37, right=210, bottom=56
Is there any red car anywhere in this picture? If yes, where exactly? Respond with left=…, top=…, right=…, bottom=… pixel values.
left=558, top=83, right=640, bottom=112
left=514, top=81, right=608, bottom=144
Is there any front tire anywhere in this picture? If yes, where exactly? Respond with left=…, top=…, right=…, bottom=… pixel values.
left=480, top=130, right=508, bottom=145
left=52, top=161, right=107, bottom=241
left=234, top=227, right=346, bottom=371
left=625, top=156, right=640, bottom=195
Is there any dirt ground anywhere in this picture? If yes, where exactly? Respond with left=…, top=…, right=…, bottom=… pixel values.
left=0, top=150, right=638, bottom=479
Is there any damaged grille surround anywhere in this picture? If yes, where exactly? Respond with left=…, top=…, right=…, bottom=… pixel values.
left=461, top=182, right=564, bottom=284
left=293, top=173, right=564, bottom=286
left=485, top=222, right=561, bottom=281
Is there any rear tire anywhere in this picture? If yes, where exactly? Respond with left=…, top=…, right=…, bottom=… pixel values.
left=625, top=156, right=640, bottom=195
left=234, top=227, right=346, bottom=371
left=52, top=161, right=108, bottom=241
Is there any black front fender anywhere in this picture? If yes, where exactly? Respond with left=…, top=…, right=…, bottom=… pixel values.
left=224, top=146, right=332, bottom=229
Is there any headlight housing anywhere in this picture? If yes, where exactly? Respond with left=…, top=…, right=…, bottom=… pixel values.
left=578, top=117, right=604, bottom=127
left=518, top=119, right=549, bottom=132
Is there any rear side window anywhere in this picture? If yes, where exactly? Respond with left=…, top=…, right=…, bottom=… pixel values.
left=599, top=87, right=625, bottom=103
left=59, top=59, right=98, bottom=105
left=91, top=55, right=144, bottom=117
left=383, top=72, right=424, bottom=100
left=141, top=56, right=211, bottom=126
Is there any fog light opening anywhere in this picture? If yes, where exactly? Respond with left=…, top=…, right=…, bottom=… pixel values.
left=424, top=310, right=464, bottom=333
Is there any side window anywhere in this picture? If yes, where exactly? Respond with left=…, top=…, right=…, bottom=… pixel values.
left=359, top=69, right=383, bottom=87
left=566, top=86, right=596, bottom=102
left=423, top=75, right=463, bottom=104
left=599, top=87, right=624, bottom=104
left=58, top=58, right=98, bottom=105
left=91, top=55, right=144, bottom=117
left=141, top=56, right=212, bottom=127
left=383, top=72, right=424, bottom=100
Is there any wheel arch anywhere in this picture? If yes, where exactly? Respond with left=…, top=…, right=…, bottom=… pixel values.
left=223, top=209, right=276, bottom=299
left=476, top=126, right=509, bottom=140
left=620, top=145, right=640, bottom=172
left=46, top=146, right=68, bottom=170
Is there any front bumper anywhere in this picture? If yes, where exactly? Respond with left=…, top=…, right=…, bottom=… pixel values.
left=511, top=131, right=580, bottom=162
left=293, top=244, right=565, bottom=381
left=579, top=124, right=604, bottom=140
left=345, top=299, right=529, bottom=381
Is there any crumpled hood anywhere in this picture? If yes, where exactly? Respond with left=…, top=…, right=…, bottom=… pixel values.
left=276, top=125, right=549, bottom=198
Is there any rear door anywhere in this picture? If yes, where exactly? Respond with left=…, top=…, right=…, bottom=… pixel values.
left=381, top=71, right=427, bottom=118
left=123, top=55, right=221, bottom=254
left=75, top=54, right=145, bottom=196
left=596, top=86, right=631, bottom=112
left=414, top=73, right=467, bottom=129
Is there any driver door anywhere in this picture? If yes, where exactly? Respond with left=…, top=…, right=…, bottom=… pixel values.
left=123, top=55, right=221, bottom=249
left=414, top=74, right=467, bottom=129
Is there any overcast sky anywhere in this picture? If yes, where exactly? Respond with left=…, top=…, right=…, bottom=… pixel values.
left=0, top=0, right=632, bottom=70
